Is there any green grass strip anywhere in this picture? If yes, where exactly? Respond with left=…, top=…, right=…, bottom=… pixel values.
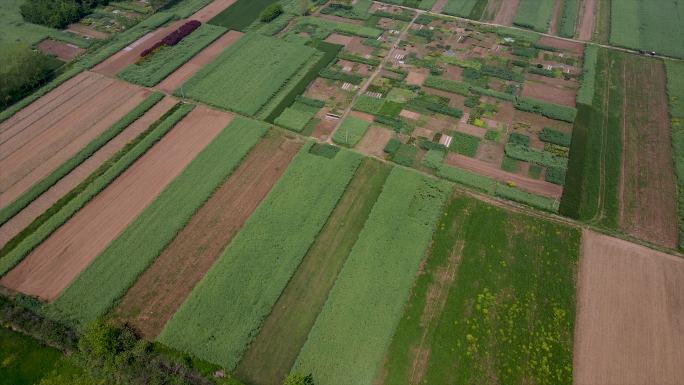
left=0, top=92, right=164, bottom=226
left=293, top=168, right=452, bottom=385
left=48, top=116, right=270, bottom=325
left=157, top=143, right=362, bottom=369
left=0, top=103, right=192, bottom=277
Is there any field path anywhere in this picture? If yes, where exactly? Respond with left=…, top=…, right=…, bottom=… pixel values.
left=0, top=106, right=231, bottom=301
left=112, top=132, right=301, bottom=339
left=0, top=73, right=148, bottom=209
left=574, top=230, right=684, bottom=384
left=0, top=97, right=177, bottom=248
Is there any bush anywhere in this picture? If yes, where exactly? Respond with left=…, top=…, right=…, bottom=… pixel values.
left=505, top=143, right=568, bottom=169
left=0, top=45, right=62, bottom=111
left=384, top=137, right=401, bottom=154
left=284, top=373, right=315, bottom=385
left=508, top=132, right=530, bottom=146
left=539, top=127, right=571, bottom=147
left=20, top=0, right=108, bottom=29
left=260, top=3, right=283, bottom=22
left=495, top=184, right=557, bottom=211
left=449, top=131, right=481, bottom=157
left=514, top=98, right=577, bottom=122
left=545, top=166, right=566, bottom=185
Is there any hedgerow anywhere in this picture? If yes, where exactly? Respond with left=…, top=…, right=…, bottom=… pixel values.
left=119, top=24, right=226, bottom=87
left=495, top=184, right=558, bottom=211
left=337, top=52, right=381, bottom=66
left=0, top=103, right=193, bottom=277
left=0, top=92, right=164, bottom=227
left=505, top=143, right=568, bottom=169
left=332, top=116, right=371, bottom=147
left=514, top=98, right=577, bottom=122
left=294, top=168, right=451, bottom=385
left=539, top=127, right=572, bottom=147
left=158, top=144, right=362, bottom=369
left=49, top=116, right=270, bottom=326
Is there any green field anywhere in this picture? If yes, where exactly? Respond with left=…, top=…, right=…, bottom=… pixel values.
left=235, top=158, right=392, bottom=385
left=665, top=60, right=684, bottom=248
left=332, top=116, right=371, bottom=147
left=513, top=0, right=556, bottom=32
left=381, top=193, right=579, bottom=385
left=560, top=48, right=622, bottom=226
left=293, top=168, right=452, bottom=385
left=610, top=0, right=684, bottom=58
left=118, top=24, right=226, bottom=86
left=178, top=33, right=317, bottom=116
left=208, top=0, right=278, bottom=31
left=0, top=328, right=74, bottom=385
left=49, top=116, right=269, bottom=325
left=157, top=144, right=362, bottom=369
left=441, top=0, right=488, bottom=19
left=558, top=0, right=578, bottom=37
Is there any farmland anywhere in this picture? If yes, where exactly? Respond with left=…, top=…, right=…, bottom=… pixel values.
left=0, top=0, right=683, bottom=384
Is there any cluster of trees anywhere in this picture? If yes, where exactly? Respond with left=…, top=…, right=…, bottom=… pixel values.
left=0, top=44, right=62, bottom=111
left=259, top=3, right=283, bottom=22
left=20, top=0, right=110, bottom=29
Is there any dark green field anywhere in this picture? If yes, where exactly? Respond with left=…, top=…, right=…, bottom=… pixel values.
left=380, top=193, right=580, bottom=385
left=208, top=0, right=279, bottom=31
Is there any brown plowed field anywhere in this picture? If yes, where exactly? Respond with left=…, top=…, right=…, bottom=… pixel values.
left=493, top=0, right=520, bottom=25
left=66, top=23, right=109, bottom=40
left=431, top=0, right=448, bottom=13
left=36, top=40, right=84, bottom=61
left=521, top=81, right=577, bottom=107
left=576, top=0, right=596, bottom=40
left=445, top=152, right=563, bottom=198
left=619, top=56, right=677, bottom=248
left=0, top=97, right=177, bottom=248
left=537, top=35, right=585, bottom=55
left=93, top=0, right=237, bottom=76
left=0, top=106, right=232, bottom=301
left=111, top=132, right=301, bottom=339
left=0, top=73, right=149, bottom=209
left=156, top=30, right=243, bottom=93
left=574, top=230, right=684, bottom=385
left=356, top=125, right=394, bottom=158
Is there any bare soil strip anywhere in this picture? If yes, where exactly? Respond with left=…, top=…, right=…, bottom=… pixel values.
left=618, top=56, right=677, bottom=248
left=235, top=159, right=392, bottom=385
left=574, top=230, right=684, bottom=385
left=537, top=35, right=584, bottom=55
left=156, top=30, right=243, bottom=93
left=576, top=0, right=596, bottom=40
left=0, top=106, right=231, bottom=301
left=548, top=0, right=564, bottom=35
left=493, top=0, right=520, bottom=25
left=93, top=0, right=237, bottom=77
left=444, top=153, right=563, bottom=198
left=36, top=40, right=84, bottom=61
left=431, top=0, right=448, bottom=13
left=0, top=97, right=177, bottom=248
left=0, top=77, right=149, bottom=209
left=111, top=132, right=301, bottom=339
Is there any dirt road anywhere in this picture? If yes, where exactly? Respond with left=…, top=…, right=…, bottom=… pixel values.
left=574, top=230, right=684, bottom=385
left=0, top=106, right=232, bottom=301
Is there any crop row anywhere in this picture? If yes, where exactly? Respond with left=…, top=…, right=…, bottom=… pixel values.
left=0, top=103, right=192, bottom=277
left=157, top=143, right=362, bottom=369
left=293, top=167, right=452, bottom=385
left=49, top=116, right=269, bottom=325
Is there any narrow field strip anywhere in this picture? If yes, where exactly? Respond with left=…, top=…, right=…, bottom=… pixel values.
left=118, top=24, right=227, bottom=87
left=513, top=0, right=556, bottom=32
left=380, top=194, right=580, bottom=385
left=45, top=112, right=263, bottom=326
left=0, top=103, right=192, bottom=278
left=293, top=168, right=452, bottom=385
left=111, top=131, right=301, bottom=339
left=0, top=92, right=164, bottom=227
left=157, top=144, right=362, bottom=370
left=235, top=158, right=392, bottom=385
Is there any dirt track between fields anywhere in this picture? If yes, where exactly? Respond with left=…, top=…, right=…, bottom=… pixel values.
left=574, top=230, right=684, bottom=385
left=445, top=153, right=563, bottom=198
left=156, top=30, right=243, bottom=93
left=576, top=0, right=596, bottom=40
left=493, top=0, right=520, bottom=25
left=0, top=106, right=232, bottom=301
left=0, top=72, right=148, bottom=209
left=112, top=132, right=301, bottom=339
left=0, top=97, right=177, bottom=248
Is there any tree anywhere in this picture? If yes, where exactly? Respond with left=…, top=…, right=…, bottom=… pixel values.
left=283, top=373, right=315, bottom=385
left=0, top=44, right=61, bottom=110
left=259, top=3, right=283, bottom=22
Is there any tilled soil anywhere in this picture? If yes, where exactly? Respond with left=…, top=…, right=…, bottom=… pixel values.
left=0, top=106, right=232, bottom=301
left=574, top=230, right=684, bottom=385
left=576, top=0, right=596, bottom=40
left=0, top=97, right=177, bottom=248
left=36, top=40, right=84, bottom=61
left=493, top=0, right=520, bottom=25
left=111, top=132, right=301, bottom=339
left=0, top=73, right=148, bottom=209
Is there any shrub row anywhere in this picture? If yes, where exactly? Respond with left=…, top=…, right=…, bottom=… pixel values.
left=373, top=10, right=413, bottom=22
left=296, top=95, right=325, bottom=108
left=505, top=143, right=568, bottom=169
left=20, top=0, right=108, bottom=28
left=482, top=64, right=524, bottom=82
left=514, top=98, right=577, bottom=122
left=495, top=184, right=558, bottom=211
left=337, top=51, right=381, bottom=66
left=539, top=127, right=572, bottom=147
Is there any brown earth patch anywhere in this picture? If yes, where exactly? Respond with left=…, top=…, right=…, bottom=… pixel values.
left=356, top=125, right=394, bottom=158
left=618, top=56, right=678, bottom=248
left=445, top=153, right=563, bottom=198
left=0, top=97, right=177, bottom=248
left=111, top=132, right=301, bottom=339
left=324, top=33, right=353, bottom=46
left=400, top=109, right=421, bottom=120
left=521, top=80, right=577, bottom=107
left=156, top=30, right=243, bottom=93
left=36, top=40, right=84, bottom=61
left=189, top=0, right=238, bottom=22
left=482, top=0, right=503, bottom=21
left=431, top=0, right=448, bottom=13
left=576, top=0, right=597, bottom=40
left=573, top=230, right=684, bottom=385
left=0, top=106, right=232, bottom=301
left=349, top=110, right=375, bottom=122
left=443, top=65, right=463, bottom=81
left=66, top=23, right=109, bottom=40
left=537, top=35, right=585, bottom=55
left=406, top=70, right=428, bottom=85
left=493, top=0, right=520, bottom=25
left=311, top=110, right=338, bottom=140
left=0, top=73, right=149, bottom=209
